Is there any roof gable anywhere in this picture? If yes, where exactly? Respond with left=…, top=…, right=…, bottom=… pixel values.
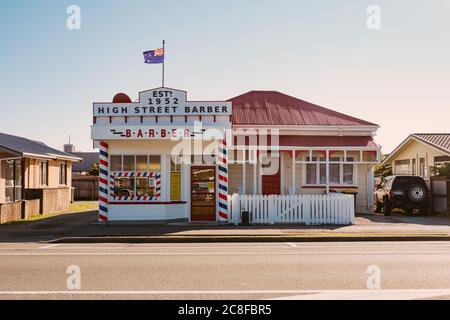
left=228, top=91, right=378, bottom=127
left=0, top=132, right=81, bottom=161
left=382, top=133, right=450, bottom=165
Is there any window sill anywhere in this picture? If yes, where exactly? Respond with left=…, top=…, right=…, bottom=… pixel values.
left=302, top=185, right=358, bottom=189
left=109, top=201, right=187, bottom=205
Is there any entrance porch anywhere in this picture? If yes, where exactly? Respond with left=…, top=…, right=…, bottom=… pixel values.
left=228, top=141, right=380, bottom=214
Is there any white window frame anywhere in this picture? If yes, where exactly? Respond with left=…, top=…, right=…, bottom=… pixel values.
left=108, top=154, right=162, bottom=201
left=302, top=155, right=357, bottom=187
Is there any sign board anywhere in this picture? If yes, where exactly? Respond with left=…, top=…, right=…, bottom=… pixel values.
left=170, top=172, right=181, bottom=201
left=93, top=88, right=232, bottom=116
left=91, top=125, right=226, bottom=140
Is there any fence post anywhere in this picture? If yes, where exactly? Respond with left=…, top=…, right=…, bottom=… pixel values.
left=349, top=194, right=355, bottom=224
left=268, top=195, right=275, bottom=225
left=231, top=194, right=240, bottom=225
left=304, top=195, right=311, bottom=225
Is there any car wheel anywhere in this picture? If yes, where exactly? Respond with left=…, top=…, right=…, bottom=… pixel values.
left=408, top=185, right=426, bottom=203
left=383, top=198, right=392, bottom=216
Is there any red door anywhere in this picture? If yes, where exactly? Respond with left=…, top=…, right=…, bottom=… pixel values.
left=262, top=156, right=281, bottom=195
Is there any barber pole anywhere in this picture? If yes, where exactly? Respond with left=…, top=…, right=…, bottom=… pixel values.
left=98, top=141, right=109, bottom=222
left=217, top=138, right=228, bottom=221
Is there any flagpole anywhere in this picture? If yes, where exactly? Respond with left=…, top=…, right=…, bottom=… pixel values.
left=162, top=39, right=165, bottom=87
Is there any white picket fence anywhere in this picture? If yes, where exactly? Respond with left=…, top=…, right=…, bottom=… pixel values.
left=228, top=194, right=355, bottom=225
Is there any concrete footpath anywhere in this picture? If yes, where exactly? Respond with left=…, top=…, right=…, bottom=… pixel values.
left=0, top=205, right=449, bottom=243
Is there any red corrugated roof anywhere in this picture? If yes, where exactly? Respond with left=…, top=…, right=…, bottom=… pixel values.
left=228, top=91, right=378, bottom=127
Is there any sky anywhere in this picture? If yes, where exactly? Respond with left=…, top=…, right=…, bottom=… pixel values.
left=0, top=0, right=449, bottom=153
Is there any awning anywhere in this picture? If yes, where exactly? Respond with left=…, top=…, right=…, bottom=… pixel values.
left=233, top=135, right=379, bottom=148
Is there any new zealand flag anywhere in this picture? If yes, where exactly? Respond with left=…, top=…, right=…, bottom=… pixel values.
left=143, top=48, right=164, bottom=64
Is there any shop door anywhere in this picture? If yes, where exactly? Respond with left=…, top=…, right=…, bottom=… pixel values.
left=191, top=166, right=216, bottom=221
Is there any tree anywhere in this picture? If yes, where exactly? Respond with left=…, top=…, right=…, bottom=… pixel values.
left=88, top=162, right=99, bottom=176
left=374, top=163, right=392, bottom=178
left=431, top=163, right=450, bottom=178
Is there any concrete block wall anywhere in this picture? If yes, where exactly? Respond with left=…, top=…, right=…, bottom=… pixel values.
left=0, top=201, right=22, bottom=224
left=22, top=199, right=40, bottom=219
left=24, top=187, right=71, bottom=214
left=42, top=187, right=71, bottom=213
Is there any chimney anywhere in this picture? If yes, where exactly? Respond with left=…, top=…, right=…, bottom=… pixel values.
left=64, top=134, right=75, bottom=153
left=64, top=143, right=75, bottom=153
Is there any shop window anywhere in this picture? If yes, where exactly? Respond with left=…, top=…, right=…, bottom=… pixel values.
left=110, top=155, right=122, bottom=171
left=114, top=177, right=157, bottom=198
left=136, top=177, right=156, bottom=197
left=123, top=156, right=135, bottom=171
left=2, top=160, right=23, bottom=202
left=304, top=156, right=354, bottom=186
left=306, top=157, right=318, bottom=184
left=114, top=177, right=135, bottom=197
left=170, top=157, right=181, bottom=201
left=39, top=161, right=48, bottom=186
left=329, top=162, right=340, bottom=184
left=149, top=155, right=161, bottom=171
left=343, top=163, right=354, bottom=185
left=136, top=155, right=148, bottom=171
left=109, top=154, right=161, bottom=200
left=306, top=162, right=317, bottom=184
left=59, top=162, right=67, bottom=185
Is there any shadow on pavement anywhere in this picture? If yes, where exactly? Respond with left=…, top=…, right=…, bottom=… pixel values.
left=0, top=209, right=449, bottom=243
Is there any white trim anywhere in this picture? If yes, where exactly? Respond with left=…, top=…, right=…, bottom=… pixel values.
left=232, top=125, right=379, bottom=132
left=280, top=152, right=285, bottom=194
left=301, top=155, right=358, bottom=188
left=242, top=152, right=246, bottom=195
left=291, top=150, right=296, bottom=194
left=253, top=160, right=257, bottom=194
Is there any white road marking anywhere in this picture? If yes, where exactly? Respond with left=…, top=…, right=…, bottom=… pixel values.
left=0, top=289, right=449, bottom=299
left=37, top=242, right=450, bottom=249
left=271, top=289, right=450, bottom=300
left=39, top=244, right=61, bottom=250
left=286, top=242, right=298, bottom=247
left=36, top=245, right=291, bottom=250
left=0, top=250, right=449, bottom=256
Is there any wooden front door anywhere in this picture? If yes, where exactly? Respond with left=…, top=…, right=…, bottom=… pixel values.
left=191, top=166, right=216, bottom=221
left=262, top=158, right=281, bottom=195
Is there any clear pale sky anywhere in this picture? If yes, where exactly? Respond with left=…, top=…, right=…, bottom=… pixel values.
left=1, top=0, right=449, bottom=153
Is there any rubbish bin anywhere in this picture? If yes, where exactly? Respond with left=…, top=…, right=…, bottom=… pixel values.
left=241, top=211, right=250, bottom=226
left=341, top=190, right=358, bottom=212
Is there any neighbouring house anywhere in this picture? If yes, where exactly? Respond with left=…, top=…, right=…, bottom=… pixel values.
left=382, top=134, right=450, bottom=181
left=91, top=87, right=380, bottom=223
left=0, top=132, right=81, bottom=224
left=64, top=143, right=99, bottom=175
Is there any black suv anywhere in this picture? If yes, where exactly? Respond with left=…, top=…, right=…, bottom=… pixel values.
left=374, top=175, right=431, bottom=216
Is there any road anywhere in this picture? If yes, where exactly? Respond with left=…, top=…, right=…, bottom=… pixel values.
left=0, top=241, right=450, bottom=300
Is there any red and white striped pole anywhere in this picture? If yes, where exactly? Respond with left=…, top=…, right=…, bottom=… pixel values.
left=217, top=138, right=228, bottom=222
left=98, top=141, right=109, bottom=222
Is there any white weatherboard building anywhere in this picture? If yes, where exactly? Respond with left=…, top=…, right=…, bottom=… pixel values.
left=91, top=87, right=380, bottom=224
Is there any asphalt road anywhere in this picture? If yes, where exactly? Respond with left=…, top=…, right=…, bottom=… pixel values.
left=0, top=241, right=450, bottom=300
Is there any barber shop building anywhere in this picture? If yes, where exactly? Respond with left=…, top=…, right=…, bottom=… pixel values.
left=91, top=87, right=380, bottom=224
